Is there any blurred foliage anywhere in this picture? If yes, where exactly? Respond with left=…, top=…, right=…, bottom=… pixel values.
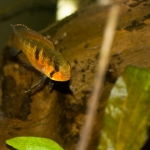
left=99, top=66, right=150, bottom=150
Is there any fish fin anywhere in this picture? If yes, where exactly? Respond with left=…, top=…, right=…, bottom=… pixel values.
left=11, top=24, right=55, bottom=49
left=11, top=24, right=28, bottom=35
left=11, top=24, right=40, bottom=37
left=10, top=47, right=21, bottom=56
left=49, top=79, right=54, bottom=91
left=25, top=75, right=47, bottom=93
left=10, top=26, right=22, bottom=56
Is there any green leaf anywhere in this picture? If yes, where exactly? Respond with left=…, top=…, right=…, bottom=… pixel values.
left=99, top=66, right=150, bottom=150
left=6, top=136, right=64, bottom=150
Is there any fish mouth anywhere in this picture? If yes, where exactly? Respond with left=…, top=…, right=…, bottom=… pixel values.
left=60, top=76, right=71, bottom=81
left=51, top=72, right=71, bottom=81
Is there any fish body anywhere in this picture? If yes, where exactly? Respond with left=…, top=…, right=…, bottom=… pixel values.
left=11, top=24, right=71, bottom=82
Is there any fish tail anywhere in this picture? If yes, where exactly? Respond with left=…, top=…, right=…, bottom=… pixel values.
left=10, top=24, right=30, bottom=56
left=10, top=29, right=21, bottom=56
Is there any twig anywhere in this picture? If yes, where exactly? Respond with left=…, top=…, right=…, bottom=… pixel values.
left=75, top=3, right=120, bottom=150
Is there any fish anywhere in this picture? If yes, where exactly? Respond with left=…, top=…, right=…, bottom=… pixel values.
left=10, top=24, right=71, bottom=92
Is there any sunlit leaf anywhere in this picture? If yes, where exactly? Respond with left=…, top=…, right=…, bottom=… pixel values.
left=99, top=66, right=150, bottom=150
left=6, top=136, right=64, bottom=150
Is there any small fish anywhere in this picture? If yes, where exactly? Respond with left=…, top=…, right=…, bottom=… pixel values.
left=11, top=24, right=71, bottom=92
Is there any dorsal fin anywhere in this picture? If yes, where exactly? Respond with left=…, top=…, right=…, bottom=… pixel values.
left=11, top=24, right=44, bottom=38
left=11, top=24, right=28, bottom=34
left=11, top=24, right=55, bottom=49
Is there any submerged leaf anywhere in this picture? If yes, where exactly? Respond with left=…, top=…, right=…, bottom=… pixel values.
left=99, top=66, right=150, bottom=150
left=6, top=136, right=64, bottom=150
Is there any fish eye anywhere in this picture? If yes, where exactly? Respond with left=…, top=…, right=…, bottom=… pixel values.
left=54, top=64, right=59, bottom=72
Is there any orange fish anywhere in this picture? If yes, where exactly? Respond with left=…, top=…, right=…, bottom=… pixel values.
left=11, top=24, right=71, bottom=92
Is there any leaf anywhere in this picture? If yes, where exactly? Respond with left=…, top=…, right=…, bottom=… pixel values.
left=99, top=66, right=150, bottom=150
left=6, top=136, right=64, bottom=150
